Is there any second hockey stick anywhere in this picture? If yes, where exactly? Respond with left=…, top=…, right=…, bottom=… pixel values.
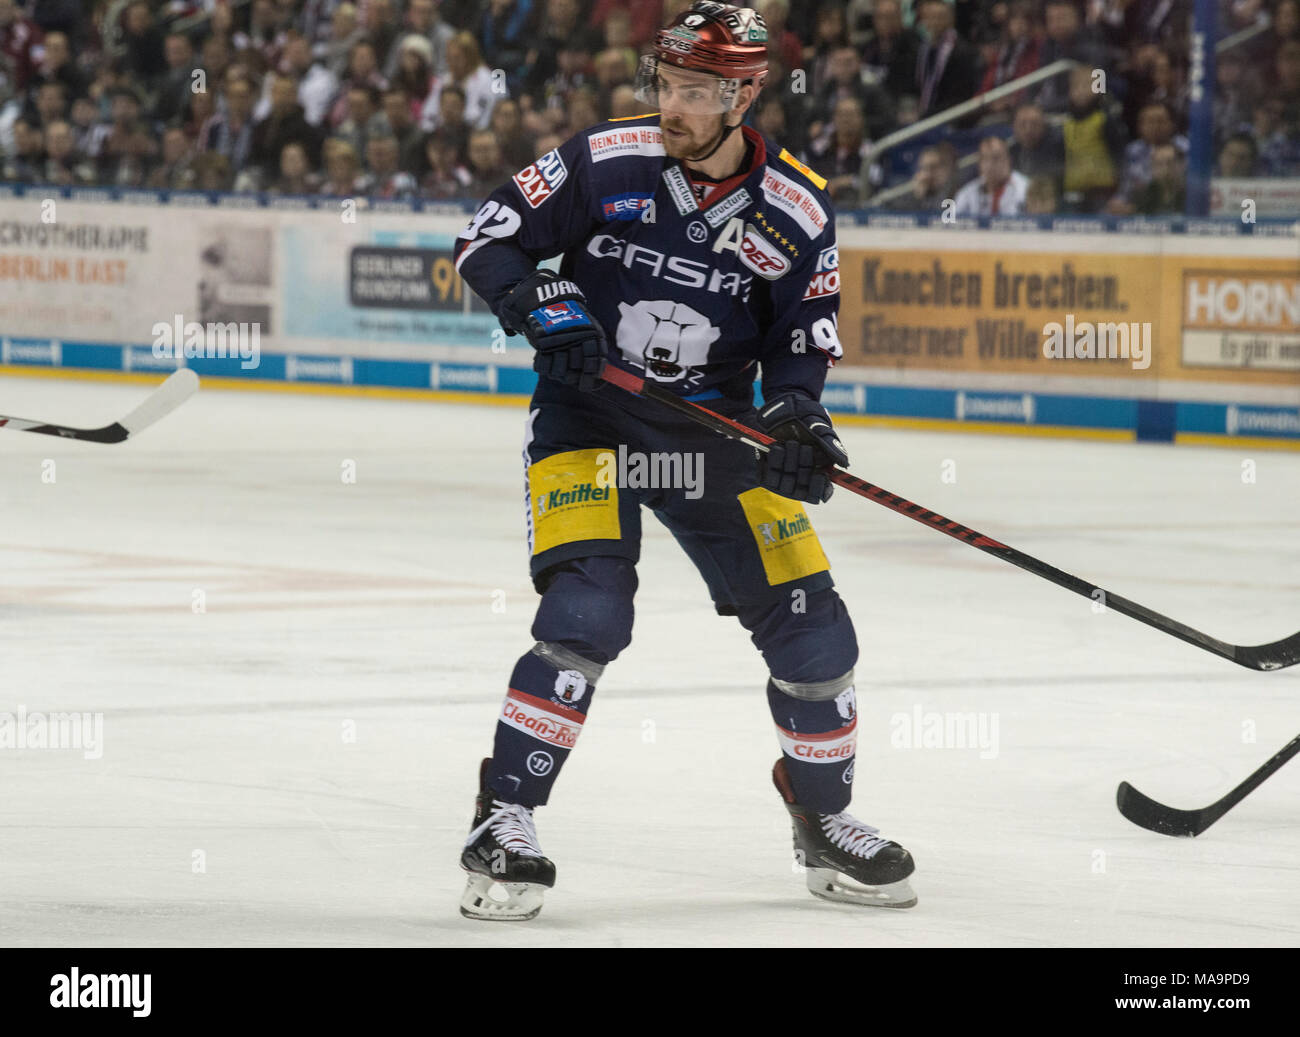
left=599, top=365, right=1300, bottom=672
left=0, top=368, right=200, bottom=444
left=1117, top=733, right=1300, bottom=836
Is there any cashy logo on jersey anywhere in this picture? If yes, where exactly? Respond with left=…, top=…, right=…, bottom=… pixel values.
left=588, top=125, right=665, bottom=163
left=803, top=244, right=840, bottom=300
left=513, top=148, right=567, bottom=209
left=601, top=192, right=653, bottom=220
left=501, top=689, right=584, bottom=749
left=531, top=301, right=590, bottom=330
left=588, top=233, right=752, bottom=299
left=616, top=298, right=721, bottom=385
left=761, top=167, right=828, bottom=239
left=739, top=223, right=791, bottom=280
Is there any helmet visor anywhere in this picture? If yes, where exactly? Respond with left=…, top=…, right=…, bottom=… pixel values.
left=634, top=55, right=740, bottom=116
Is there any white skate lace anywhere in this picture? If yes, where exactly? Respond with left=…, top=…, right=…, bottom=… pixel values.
left=819, top=813, right=891, bottom=860
left=467, top=799, right=543, bottom=857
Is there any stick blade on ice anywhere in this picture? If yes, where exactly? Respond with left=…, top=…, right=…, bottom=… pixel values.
left=120, top=367, right=200, bottom=437
left=1116, top=781, right=1208, bottom=837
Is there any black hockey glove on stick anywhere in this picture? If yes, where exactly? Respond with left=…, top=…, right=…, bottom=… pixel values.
left=499, top=270, right=608, bottom=393
left=597, top=364, right=1300, bottom=673
left=756, top=393, right=850, bottom=504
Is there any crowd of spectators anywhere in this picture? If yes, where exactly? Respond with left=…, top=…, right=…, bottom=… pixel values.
left=0, top=0, right=1297, bottom=214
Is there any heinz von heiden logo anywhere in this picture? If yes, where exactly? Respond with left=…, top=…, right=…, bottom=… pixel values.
left=1041, top=315, right=1151, bottom=370
left=50, top=968, right=150, bottom=1017
left=152, top=314, right=261, bottom=369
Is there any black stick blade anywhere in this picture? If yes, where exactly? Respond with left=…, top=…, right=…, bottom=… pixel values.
left=1116, top=781, right=1208, bottom=837
left=1236, top=631, right=1300, bottom=671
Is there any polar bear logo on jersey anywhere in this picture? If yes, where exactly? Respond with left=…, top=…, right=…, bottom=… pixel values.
left=554, top=669, right=587, bottom=704
left=616, top=300, right=721, bottom=385
left=757, top=522, right=777, bottom=546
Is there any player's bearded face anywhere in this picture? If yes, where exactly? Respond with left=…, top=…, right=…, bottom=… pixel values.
left=660, top=110, right=728, bottom=159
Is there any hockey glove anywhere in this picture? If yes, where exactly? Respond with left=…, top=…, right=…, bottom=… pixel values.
left=756, top=393, right=850, bottom=504
left=499, top=270, right=608, bottom=393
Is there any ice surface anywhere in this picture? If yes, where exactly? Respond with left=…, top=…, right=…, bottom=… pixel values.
left=0, top=374, right=1296, bottom=947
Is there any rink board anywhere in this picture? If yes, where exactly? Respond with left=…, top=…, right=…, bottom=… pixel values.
left=0, top=185, right=1295, bottom=447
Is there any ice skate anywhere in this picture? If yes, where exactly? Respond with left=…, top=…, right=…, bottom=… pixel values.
left=460, top=759, right=556, bottom=921
left=773, top=758, right=917, bottom=909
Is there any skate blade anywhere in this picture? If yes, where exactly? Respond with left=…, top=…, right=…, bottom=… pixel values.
left=805, top=868, right=917, bottom=909
left=459, top=873, right=547, bottom=921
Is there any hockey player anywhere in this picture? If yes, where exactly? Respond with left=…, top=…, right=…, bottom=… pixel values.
left=454, top=1, right=915, bottom=920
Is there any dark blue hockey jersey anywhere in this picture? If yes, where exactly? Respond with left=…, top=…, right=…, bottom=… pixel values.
left=454, top=114, right=843, bottom=402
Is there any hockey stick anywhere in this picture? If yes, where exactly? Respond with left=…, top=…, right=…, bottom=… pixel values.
left=599, top=365, right=1300, bottom=672
left=0, top=368, right=200, bottom=444
left=1117, top=733, right=1300, bottom=836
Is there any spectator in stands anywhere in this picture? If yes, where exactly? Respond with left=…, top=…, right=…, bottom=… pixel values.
left=0, top=0, right=44, bottom=93
left=31, top=30, right=86, bottom=100
left=885, top=144, right=955, bottom=210
left=1061, top=65, right=1124, bottom=211
left=1279, top=39, right=1300, bottom=127
left=424, top=81, right=470, bottom=156
left=26, top=80, right=67, bottom=131
left=804, top=3, right=850, bottom=98
left=953, top=135, right=1029, bottom=214
left=320, top=137, right=361, bottom=195
left=420, top=128, right=472, bottom=198
left=390, top=34, right=435, bottom=118
left=1023, top=174, right=1059, bottom=214
left=389, top=0, right=455, bottom=81
left=332, top=83, right=383, bottom=161
left=608, top=83, right=640, bottom=119
left=68, top=96, right=99, bottom=156
left=193, top=151, right=234, bottom=192
left=1009, top=102, right=1065, bottom=185
left=532, top=38, right=596, bottom=126
left=251, top=71, right=322, bottom=186
left=589, top=0, right=662, bottom=49
left=320, top=4, right=363, bottom=79
left=479, top=0, right=533, bottom=84
left=1123, top=44, right=1186, bottom=134
left=421, top=31, right=497, bottom=132
left=756, top=93, right=789, bottom=144
left=810, top=46, right=896, bottom=143
left=562, top=86, right=601, bottom=138
left=489, top=96, right=534, bottom=170
left=758, top=0, right=805, bottom=72
left=914, top=0, right=981, bottom=120
left=360, top=130, right=417, bottom=197
left=1131, top=141, right=1184, bottom=213
left=96, top=86, right=157, bottom=187
left=329, top=39, right=388, bottom=125
left=594, top=47, right=637, bottom=114
left=36, top=119, right=93, bottom=185
left=1115, top=101, right=1187, bottom=205
left=146, top=126, right=198, bottom=190
left=532, top=130, right=563, bottom=160
left=808, top=95, right=876, bottom=206
left=200, top=75, right=259, bottom=177
left=155, top=33, right=199, bottom=125
left=282, top=31, right=339, bottom=126
left=363, top=0, right=402, bottom=69
left=1212, top=49, right=1257, bottom=144
left=200, top=33, right=234, bottom=93
left=1034, top=0, right=1114, bottom=113
left=861, top=0, right=921, bottom=101
left=1216, top=131, right=1258, bottom=176
left=380, top=87, right=423, bottom=168
left=465, top=126, right=509, bottom=194
left=522, top=0, right=599, bottom=107
left=120, top=1, right=166, bottom=86
left=979, top=2, right=1042, bottom=117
